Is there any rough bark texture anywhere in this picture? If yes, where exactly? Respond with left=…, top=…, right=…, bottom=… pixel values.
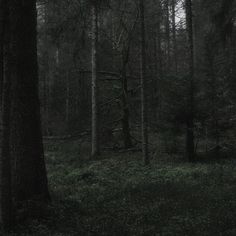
left=140, top=0, right=149, bottom=165
left=185, top=0, right=195, bottom=162
left=10, top=0, right=50, bottom=202
left=91, top=3, right=100, bottom=157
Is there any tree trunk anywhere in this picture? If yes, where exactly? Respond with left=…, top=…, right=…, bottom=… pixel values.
left=91, top=2, right=100, bottom=157
left=165, top=0, right=171, bottom=70
left=140, top=0, right=149, bottom=165
left=66, top=71, right=70, bottom=128
left=155, top=0, right=163, bottom=120
left=0, top=0, right=14, bottom=230
left=121, top=51, right=133, bottom=149
left=171, top=0, right=178, bottom=73
left=0, top=0, right=3, bottom=105
left=10, top=0, right=50, bottom=202
left=185, top=0, right=195, bottom=162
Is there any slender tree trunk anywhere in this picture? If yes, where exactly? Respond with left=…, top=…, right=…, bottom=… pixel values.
left=140, top=0, right=149, bottom=165
left=66, top=71, right=70, bottom=127
left=156, top=0, right=164, bottom=120
left=185, top=0, right=195, bottom=162
left=152, top=32, right=158, bottom=120
left=171, top=0, right=178, bottom=73
left=91, top=2, right=100, bottom=157
left=121, top=51, right=132, bottom=149
left=206, top=48, right=219, bottom=155
left=0, top=0, right=3, bottom=105
left=43, top=4, right=50, bottom=136
left=10, top=0, right=50, bottom=202
left=165, top=0, right=171, bottom=70
left=0, top=0, right=14, bottom=230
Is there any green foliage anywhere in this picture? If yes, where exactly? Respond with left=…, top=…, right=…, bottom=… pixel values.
left=7, top=142, right=236, bottom=235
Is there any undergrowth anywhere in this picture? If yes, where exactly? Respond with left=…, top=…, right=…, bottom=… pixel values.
left=8, top=141, right=236, bottom=235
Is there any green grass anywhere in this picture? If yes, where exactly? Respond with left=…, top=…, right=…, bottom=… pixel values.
left=9, top=141, right=236, bottom=235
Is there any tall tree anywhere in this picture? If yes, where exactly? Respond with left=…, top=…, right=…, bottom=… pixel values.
left=120, top=14, right=138, bottom=149
left=165, top=0, right=171, bottom=69
left=140, top=0, right=149, bottom=165
left=0, top=0, right=14, bottom=230
left=0, top=0, right=3, bottom=103
left=171, top=0, right=178, bottom=73
left=91, top=1, right=100, bottom=157
left=10, top=0, right=50, bottom=201
left=121, top=46, right=133, bottom=149
left=185, top=0, right=195, bottom=161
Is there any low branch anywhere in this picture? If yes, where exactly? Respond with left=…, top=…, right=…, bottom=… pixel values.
left=75, top=70, right=139, bottom=80
left=43, top=131, right=90, bottom=141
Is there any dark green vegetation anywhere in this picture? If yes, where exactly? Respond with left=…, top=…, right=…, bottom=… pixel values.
left=7, top=141, right=236, bottom=236
left=1, top=0, right=236, bottom=234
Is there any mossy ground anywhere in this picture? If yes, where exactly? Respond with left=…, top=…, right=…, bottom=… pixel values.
left=8, top=140, right=236, bottom=235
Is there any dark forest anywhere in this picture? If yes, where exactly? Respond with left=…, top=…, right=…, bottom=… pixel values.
left=1, top=0, right=236, bottom=235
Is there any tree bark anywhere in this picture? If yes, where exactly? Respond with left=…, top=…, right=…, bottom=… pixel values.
left=0, top=0, right=3, bottom=105
left=165, top=0, right=171, bottom=70
left=171, top=0, right=178, bottom=73
left=155, top=0, right=163, bottom=120
left=10, top=0, right=50, bottom=201
left=140, top=0, right=149, bottom=165
left=185, top=0, right=195, bottom=162
left=121, top=50, right=133, bottom=149
left=0, top=0, right=14, bottom=230
left=66, top=71, right=70, bottom=127
left=91, top=2, right=100, bottom=157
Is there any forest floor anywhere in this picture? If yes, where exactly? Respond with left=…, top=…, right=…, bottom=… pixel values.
left=9, top=140, right=236, bottom=236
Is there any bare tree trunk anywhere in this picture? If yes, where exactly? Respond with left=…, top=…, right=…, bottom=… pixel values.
left=185, top=0, right=195, bottom=162
left=0, top=0, right=3, bottom=105
left=66, top=71, right=70, bottom=127
left=140, top=0, right=149, bottom=165
left=155, top=0, right=163, bottom=120
left=0, top=0, right=14, bottom=230
left=91, top=2, right=100, bottom=157
left=43, top=5, right=50, bottom=135
left=165, top=0, right=171, bottom=70
left=121, top=51, right=132, bottom=149
left=10, top=0, right=50, bottom=202
left=171, top=0, right=178, bottom=73
left=206, top=45, right=219, bottom=155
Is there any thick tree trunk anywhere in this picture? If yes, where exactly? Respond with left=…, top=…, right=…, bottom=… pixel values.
left=91, top=3, right=100, bottom=157
left=1, top=43, right=13, bottom=231
left=0, top=0, right=14, bottom=230
left=10, top=0, right=50, bottom=202
left=140, top=0, right=149, bottom=165
left=185, top=0, right=195, bottom=162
